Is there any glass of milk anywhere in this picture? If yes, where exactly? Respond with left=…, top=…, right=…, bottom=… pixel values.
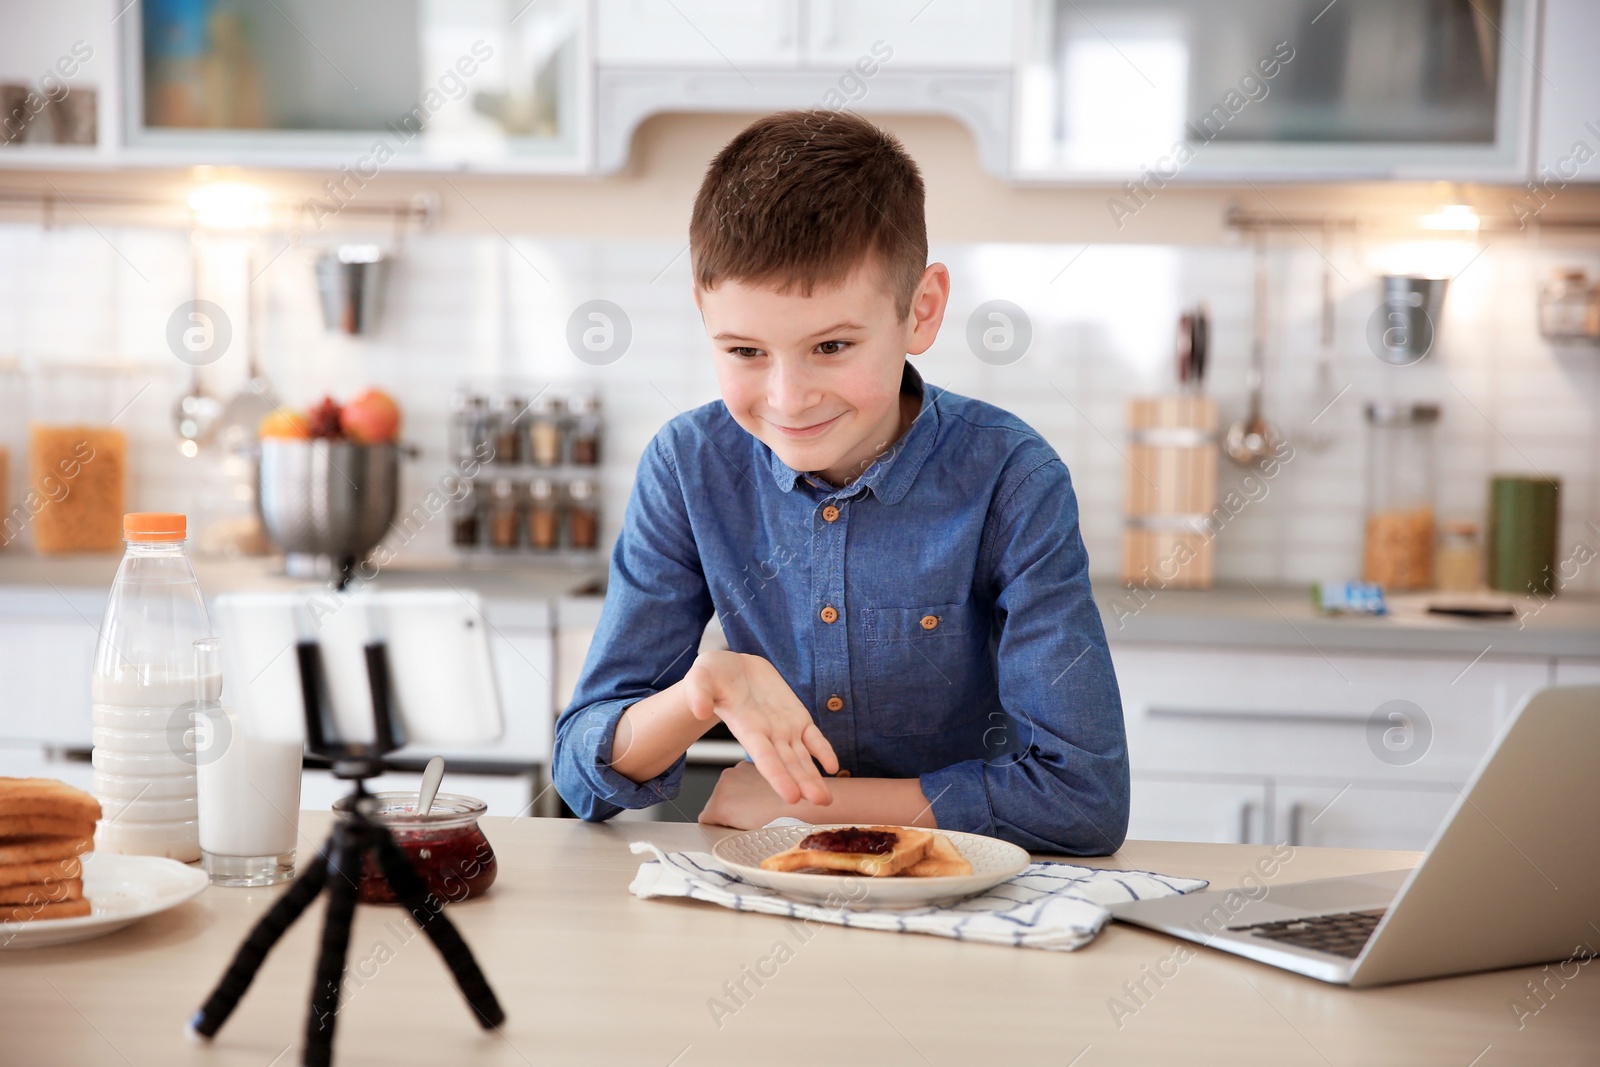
left=194, top=638, right=302, bottom=886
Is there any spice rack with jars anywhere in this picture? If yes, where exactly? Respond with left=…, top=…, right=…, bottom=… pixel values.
left=449, top=387, right=604, bottom=562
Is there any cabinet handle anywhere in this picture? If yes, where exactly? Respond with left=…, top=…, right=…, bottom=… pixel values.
left=1148, top=706, right=1367, bottom=725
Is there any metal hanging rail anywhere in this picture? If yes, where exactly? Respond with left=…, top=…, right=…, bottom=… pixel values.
left=1225, top=206, right=1600, bottom=235
left=0, top=187, right=436, bottom=230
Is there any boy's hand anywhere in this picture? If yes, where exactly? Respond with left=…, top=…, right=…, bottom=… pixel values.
left=682, top=650, right=838, bottom=806
left=698, top=760, right=788, bottom=829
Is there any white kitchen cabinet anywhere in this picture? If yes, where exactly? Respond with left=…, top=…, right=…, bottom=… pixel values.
left=591, top=0, right=1013, bottom=174
left=1112, top=644, right=1551, bottom=848
left=0, top=0, right=591, bottom=173
left=0, top=0, right=121, bottom=163
left=1553, top=659, right=1600, bottom=685
left=596, top=1, right=1013, bottom=70
left=1013, top=0, right=1539, bottom=181
left=1128, top=775, right=1270, bottom=845
left=1274, top=782, right=1460, bottom=853
left=804, top=0, right=1013, bottom=68
left=1113, top=645, right=1549, bottom=784
left=596, top=0, right=801, bottom=67
left=0, top=616, right=97, bottom=747
left=1532, top=0, right=1600, bottom=184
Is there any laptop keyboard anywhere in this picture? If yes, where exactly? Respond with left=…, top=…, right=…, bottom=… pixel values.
left=1227, top=909, right=1388, bottom=958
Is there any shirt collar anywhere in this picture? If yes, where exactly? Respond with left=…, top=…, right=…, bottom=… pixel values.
left=765, top=362, right=940, bottom=505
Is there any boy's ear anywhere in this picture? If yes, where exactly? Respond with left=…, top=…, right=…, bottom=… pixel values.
left=905, top=263, right=950, bottom=357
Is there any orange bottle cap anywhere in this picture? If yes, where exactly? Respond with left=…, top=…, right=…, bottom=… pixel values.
left=123, top=512, right=186, bottom=542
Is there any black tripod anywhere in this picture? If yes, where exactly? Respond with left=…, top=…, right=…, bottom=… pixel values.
left=189, top=638, right=505, bottom=1067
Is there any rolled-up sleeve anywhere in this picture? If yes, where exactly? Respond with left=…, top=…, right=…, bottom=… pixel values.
left=919, top=457, right=1130, bottom=855
left=552, top=435, right=714, bottom=820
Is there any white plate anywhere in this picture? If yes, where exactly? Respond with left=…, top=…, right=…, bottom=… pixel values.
left=712, top=824, right=1031, bottom=910
left=1, top=852, right=208, bottom=949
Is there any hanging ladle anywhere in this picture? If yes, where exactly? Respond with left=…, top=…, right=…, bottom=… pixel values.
left=1224, top=235, right=1284, bottom=466
left=173, top=229, right=222, bottom=452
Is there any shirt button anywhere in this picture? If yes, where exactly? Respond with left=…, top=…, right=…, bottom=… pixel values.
left=819, top=605, right=839, bottom=624
left=825, top=695, right=844, bottom=712
left=920, top=614, right=940, bottom=631
left=821, top=505, right=840, bottom=523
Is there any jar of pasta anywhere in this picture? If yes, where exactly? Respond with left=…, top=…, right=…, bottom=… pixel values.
left=1362, top=402, right=1439, bottom=591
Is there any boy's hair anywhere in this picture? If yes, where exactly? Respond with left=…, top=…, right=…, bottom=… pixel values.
left=690, top=109, right=927, bottom=318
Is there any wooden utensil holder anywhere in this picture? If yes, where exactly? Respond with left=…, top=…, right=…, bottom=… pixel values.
left=1121, top=396, right=1217, bottom=589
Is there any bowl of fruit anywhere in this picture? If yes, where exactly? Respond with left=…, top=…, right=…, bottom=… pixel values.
left=257, top=390, right=406, bottom=579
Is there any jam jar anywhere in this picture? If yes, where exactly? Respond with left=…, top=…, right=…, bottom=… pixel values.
left=334, top=792, right=497, bottom=906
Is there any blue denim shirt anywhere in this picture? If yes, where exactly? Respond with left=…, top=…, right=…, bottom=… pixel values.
left=552, top=366, right=1129, bottom=854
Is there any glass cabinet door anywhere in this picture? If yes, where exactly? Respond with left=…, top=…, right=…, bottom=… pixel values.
left=124, top=0, right=587, bottom=169
left=1015, top=0, right=1535, bottom=181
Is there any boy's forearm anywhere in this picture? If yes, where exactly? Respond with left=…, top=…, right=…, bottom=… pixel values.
left=609, top=681, right=717, bottom=783
left=785, top=777, right=937, bottom=828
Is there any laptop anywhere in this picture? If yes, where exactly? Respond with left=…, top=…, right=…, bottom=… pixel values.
left=1108, top=685, right=1600, bottom=987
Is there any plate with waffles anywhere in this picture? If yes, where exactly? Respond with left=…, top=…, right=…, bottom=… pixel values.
left=0, top=776, right=208, bottom=949
left=712, top=824, right=1031, bottom=909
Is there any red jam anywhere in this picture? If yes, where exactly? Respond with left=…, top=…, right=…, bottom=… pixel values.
left=357, top=823, right=497, bottom=905
left=335, top=792, right=498, bottom=906
left=800, top=828, right=896, bottom=854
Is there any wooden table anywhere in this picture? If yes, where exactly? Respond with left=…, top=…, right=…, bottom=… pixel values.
left=3, top=814, right=1595, bottom=1066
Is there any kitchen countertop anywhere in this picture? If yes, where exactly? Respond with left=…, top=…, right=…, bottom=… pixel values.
left=0, top=552, right=606, bottom=627
left=3, top=815, right=1593, bottom=1065
left=1, top=551, right=1596, bottom=659
left=1097, top=581, right=1600, bottom=659
left=0, top=552, right=605, bottom=599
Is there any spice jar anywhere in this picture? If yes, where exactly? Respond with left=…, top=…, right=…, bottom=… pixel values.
left=1435, top=520, right=1482, bottom=592
left=567, top=393, right=602, bottom=466
left=487, top=477, right=522, bottom=550
left=451, top=392, right=491, bottom=461
left=492, top=394, right=525, bottom=465
left=527, top=477, right=560, bottom=550
left=567, top=478, right=599, bottom=550
left=527, top=395, right=564, bottom=468
left=1362, top=401, right=1439, bottom=591
left=334, top=792, right=497, bottom=906
left=450, top=480, right=482, bottom=548
left=1537, top=269, right=1600, bottom=342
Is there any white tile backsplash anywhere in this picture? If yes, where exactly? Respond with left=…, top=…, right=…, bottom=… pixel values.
left=1, top=221, right=1597, bottom=592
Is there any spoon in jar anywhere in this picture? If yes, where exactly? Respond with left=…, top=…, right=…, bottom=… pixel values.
left=417, top=756, right=446, bottom=817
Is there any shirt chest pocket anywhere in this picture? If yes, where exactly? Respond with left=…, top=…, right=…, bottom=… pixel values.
left=863, top=600, right=991, bottom=737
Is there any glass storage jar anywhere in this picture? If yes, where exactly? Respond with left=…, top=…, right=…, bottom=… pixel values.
left=333, top=792, right=497, bottom=905
left=486, top=477, right=522, bottom=550
left=1435, top=519, right=1482, bottom=592
left=527, top=395, right=564, bottom=468
left=1362, top=401, right=1439, bottom=591
left=450, top=480, right=482, bottom=548
left=566, top=393, right=601, bottom=466
left=491, top=393, right=526, bottom=465
left=1537, top=269, right=1600, bottom=343
left=451, top=392, right=492, bottom=462
left=527, top=477, right=559, bottom=550
left=567, top=478, right=599, bottom=550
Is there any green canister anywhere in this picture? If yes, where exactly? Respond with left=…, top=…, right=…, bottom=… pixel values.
left=1487, top=476, right=1561, bottom=596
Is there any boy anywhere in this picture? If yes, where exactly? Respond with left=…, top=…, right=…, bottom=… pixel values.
left=552, top=110, right=1128, bottom=854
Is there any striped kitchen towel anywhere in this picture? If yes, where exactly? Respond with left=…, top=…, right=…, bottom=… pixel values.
left=627, top=841, right=1207, bottom=951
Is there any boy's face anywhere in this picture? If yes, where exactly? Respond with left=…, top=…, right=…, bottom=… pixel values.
left=697, top=257, right=949, bottom=487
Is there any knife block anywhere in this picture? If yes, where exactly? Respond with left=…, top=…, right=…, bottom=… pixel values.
left=1121, top=396, right=1217, bottom=589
